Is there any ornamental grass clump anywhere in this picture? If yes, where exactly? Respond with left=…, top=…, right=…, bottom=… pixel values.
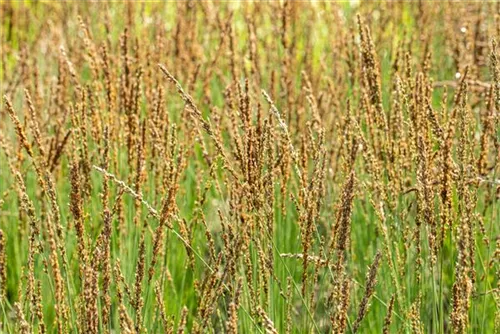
left=1, top=2, right=499, bottom=333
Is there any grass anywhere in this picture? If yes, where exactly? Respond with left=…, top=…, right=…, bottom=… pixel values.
left=0, top=1, right=499, bottom=333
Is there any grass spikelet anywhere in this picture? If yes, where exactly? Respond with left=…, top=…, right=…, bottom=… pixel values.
left=352, top=251, right=382, bottom=333
left=177, top=306, right=189, bottom=334
left=4, top=95, right=34, bottom=158
left=382, top=294, right=395, bottom=334
left=257, top=306, right=278, bottom=334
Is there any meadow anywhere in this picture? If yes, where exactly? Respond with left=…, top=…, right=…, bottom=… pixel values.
left=0, top=1, right=499, bottom=333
